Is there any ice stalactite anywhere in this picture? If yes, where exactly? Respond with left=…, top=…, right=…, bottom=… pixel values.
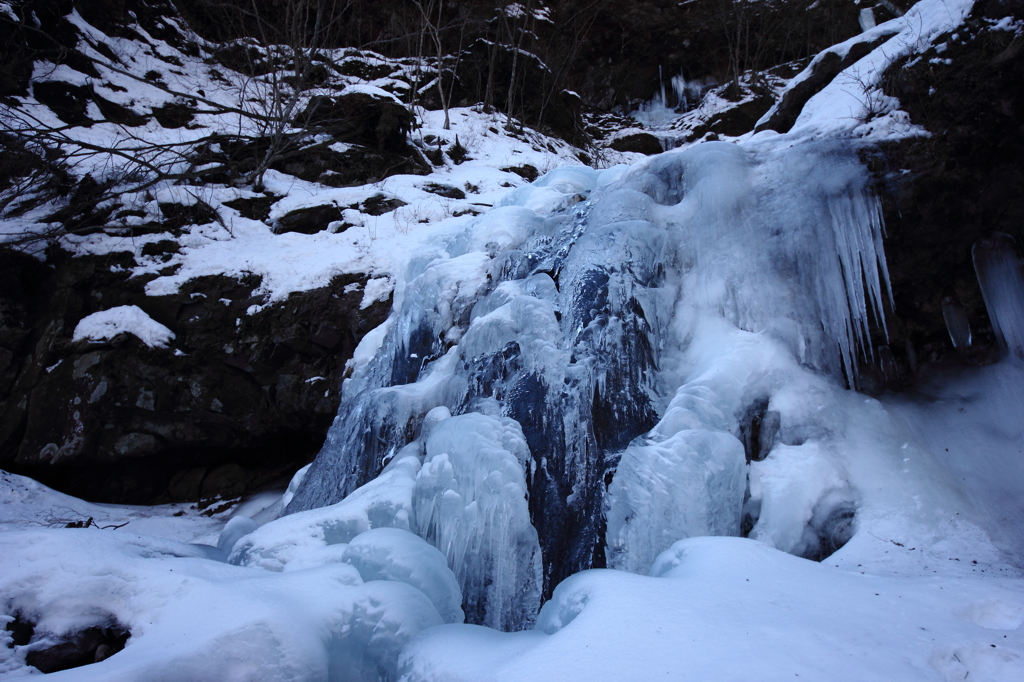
left=941, top=295, right=972, bottom=350
left=973, top=233, right=1024, bottom=360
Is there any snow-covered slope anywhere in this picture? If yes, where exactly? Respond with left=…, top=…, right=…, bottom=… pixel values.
left=0, top=0, right=634, bottom=295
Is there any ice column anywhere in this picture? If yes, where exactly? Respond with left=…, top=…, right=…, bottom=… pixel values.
left=973, top=233, right=1024, bottom=360
left=286, top=251, right=491, bottom=513
left=413, top=412, right=543, bottom=631
left=606, top=384, right=746, bottom=574
left=942, top=295, right=972, bottom=349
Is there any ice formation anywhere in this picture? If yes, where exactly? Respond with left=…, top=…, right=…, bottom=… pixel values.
left=632, top=66, right=715, bottom=126
left=973, top=233, right=1024, bottom=360
left=284, top=134, right=899, bottom=628
left=414, top=412, right=541, bottom=630
left=942, top=294, right=973, bottom=349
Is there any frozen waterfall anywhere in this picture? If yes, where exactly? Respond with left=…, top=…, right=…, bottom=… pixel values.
left=285, top=138, right=895, bottom=629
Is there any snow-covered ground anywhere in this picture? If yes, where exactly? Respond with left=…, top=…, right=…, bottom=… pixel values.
left=3, top=1, right=1024, bottom=680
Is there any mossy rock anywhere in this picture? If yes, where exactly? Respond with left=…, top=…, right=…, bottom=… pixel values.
left=608, top=132, right=663, bottom=155
left=223, top=195, right=280, bottom=222
left=422, top=183, right=466, bottom=200
left=274, top=204, right=344, bottom=234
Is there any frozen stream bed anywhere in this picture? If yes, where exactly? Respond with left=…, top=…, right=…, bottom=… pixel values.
left=2, top=350, right=1023, bottom=681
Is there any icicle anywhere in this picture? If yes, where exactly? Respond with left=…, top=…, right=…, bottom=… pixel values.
left=824, top=181, right=892, bottom=378
left=941, top=294, right=972, bottom=349
left=412, top=413, right=542, bottom=631
left=973, top=233, right=1024, bottom=360
left=671, top=73, right=688, bottom=111
left=878, top=344, right=899, bottom=384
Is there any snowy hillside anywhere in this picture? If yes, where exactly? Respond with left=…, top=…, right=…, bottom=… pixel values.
left=2, top=0, right=1024, bottom=680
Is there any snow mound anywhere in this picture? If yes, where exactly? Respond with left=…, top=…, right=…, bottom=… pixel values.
left=72, top=305, right=175, bottom=348
left=399, top=537, right=1024, bottom=682
left=0, top=529, right=441, bottom=681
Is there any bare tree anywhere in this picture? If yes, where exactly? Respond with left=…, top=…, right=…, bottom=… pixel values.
left=535, top=0, right=607, bottom=129
left=0, top=0, right=364, bottom=245
left=199, top=0, right=355, bottom=188
left=413, top=1, right=457, bottom=129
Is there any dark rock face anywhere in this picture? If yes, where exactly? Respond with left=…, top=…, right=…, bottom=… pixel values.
left=152, top=101, right=196, bottom=129
left=205, top=91, right=432, bottom=188
left=421, top=183, right=466, bottom=200
left=455, top=40, right=587, bottom=145
left=550, top=0, right=861, bottom=112
left=27, top=80, right=146, bottom=128
left=500, top=165, right=539, bottom=183
left=274, top=204, right=345, bottom=235
left=158, top=201, right=217, bottom=229
left=32, top=81, right=94, bottom=126
left=296, top=92, right=416, bottom=154
left=0, top=0, right=192, bottom=98
left=738, top=397, right=780, bottom=464
left=4, top=613, right=34, bottom=647
left=689, top=89, right=776, bottom=141
left=274, top=194, right=406, bottom=235
left=25, top=623, right=130, bottom=673
left=0, top=248, right=390, bottom=503
left=608, top=132, right=663, bottom=155
left=870, top=1, right=1024, bottom=377
left=222, top=195, right=279, bottom=222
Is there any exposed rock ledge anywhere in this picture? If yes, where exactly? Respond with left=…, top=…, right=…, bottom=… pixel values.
left=0, top=247, right=390, bottom=504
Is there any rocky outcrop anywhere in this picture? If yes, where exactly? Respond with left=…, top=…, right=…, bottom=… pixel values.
left=755, top=31, right=898, bottom=134
left=608, top=132, right=663, bottom=155
left=0, top=0, right=196, bottom=99
left=296, top=92, right=416, bottom=154
left=866, top=0, right=1024, bottom=384
left=6, top=610, right=130, bottom=674
left=0, top=248, right=390, bottom=503
left=26, top=622, right=130, bottom=673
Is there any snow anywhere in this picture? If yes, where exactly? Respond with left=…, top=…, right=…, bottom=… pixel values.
left=51, top=104, right=601, bottom=309
left=0, top=470, right=222, bottom=545
left=279, top=463, right=312, bottom=511
left=361, top=277, right=395, bottom=309
left=72, top=305, right=176, bottom=348
left=399, top=537, right=1024, bottom=682
left=340, top=83, right=403, bottom=104
left=767, top=0, right=975, bottom=141
left=229, top=454, right=422, bottom=572
left=0, top=529, right=443, bottom=681
left=341, top=527, right=465, bottom=625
